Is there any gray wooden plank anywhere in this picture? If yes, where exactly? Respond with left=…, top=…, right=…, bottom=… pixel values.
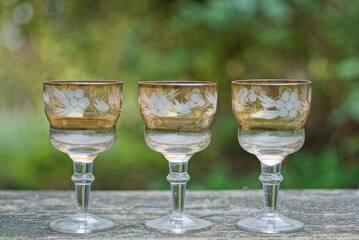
left=0, top=190, right=358, bottom=239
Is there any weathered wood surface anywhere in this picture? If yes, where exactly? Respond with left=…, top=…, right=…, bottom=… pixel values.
left=0, top=190, right=358, bottom=239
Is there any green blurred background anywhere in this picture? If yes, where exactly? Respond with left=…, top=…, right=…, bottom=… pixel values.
left=0, top=0, right=358, bottom=190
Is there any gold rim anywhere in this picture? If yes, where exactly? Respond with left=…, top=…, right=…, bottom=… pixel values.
left=43, top=80, right=122, bottom=85
left=138, top=81, right=217, bottom=86
left=232, top=79, right=311, bottom=86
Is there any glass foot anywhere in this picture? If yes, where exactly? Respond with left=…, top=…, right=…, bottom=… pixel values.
left=237, top=212, right=304, bottom=233
left=49, top=213, right=115, bottom=233
left=145, top=212, right=211, bottom=234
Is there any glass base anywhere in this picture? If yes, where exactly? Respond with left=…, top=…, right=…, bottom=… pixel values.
left=237, top=212, right=304, bottom=233
left=49, top=213, right=115, bottom=233
left=145, top=212, right=211, bottom=234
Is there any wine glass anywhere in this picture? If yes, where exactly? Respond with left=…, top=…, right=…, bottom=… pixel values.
left=138, top=81, right=217, bottom=234
left=43, top=80, right=122, bottom=233
left=232, top=79, right=311, bottom=233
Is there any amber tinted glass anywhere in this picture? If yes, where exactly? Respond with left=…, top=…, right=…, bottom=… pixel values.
left=232, top=80, right=311, bottom=131
left=43, top=81, right=122, bottom=130
left=138, top=81, right=217, bottom=131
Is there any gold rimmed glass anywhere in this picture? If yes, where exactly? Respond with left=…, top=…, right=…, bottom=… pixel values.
left=232, top=79, right=311, bottom=233
left=43, top=80, right=123, bottom=233
left=138, top=81, right=217, bottom=233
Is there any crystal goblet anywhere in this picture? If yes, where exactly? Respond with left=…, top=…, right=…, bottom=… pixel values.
left=43, top=80, right=122, bottom=233
left=232, top=79, right=311, bottom=233
left=138, top=81, right=217, bottom=234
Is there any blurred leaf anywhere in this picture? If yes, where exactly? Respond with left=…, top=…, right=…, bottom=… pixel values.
left=347, top=88, right=359, bottom=122
left=343, top=134, right=359, bottom=155
left=261, top=0, right=292, bottom=23
left=336, top=57, right=359, bottom=80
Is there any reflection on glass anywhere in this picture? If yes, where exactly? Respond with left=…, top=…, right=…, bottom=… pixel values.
left=43, top=80, right=122, bottom=233
left=138, top=81, right=217, bottom=234
left=232, top=79, right=311, bottom=233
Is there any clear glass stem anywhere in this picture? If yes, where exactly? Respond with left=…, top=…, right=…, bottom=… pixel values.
left=71, top=161, right=95, bottom=214
left=237, top=162, right=304, bottom=233
left=167, top=162, right=190, bottom=214
left=259, top=163, right=283, bottom=214
left=145, top=160, right=211, bottom=233
left=49, top=160, right=115, bottom=233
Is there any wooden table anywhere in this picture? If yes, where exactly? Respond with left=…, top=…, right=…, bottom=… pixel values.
left=0, top=190, right=358, bottom=239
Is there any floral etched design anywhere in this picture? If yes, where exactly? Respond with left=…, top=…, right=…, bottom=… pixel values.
left=43, top=91, right=50, bottom=105
left=141, top=92, right=175, bottom=116
left=174, top=99, right=191, bottom=115
left=185, top=89, right=205, bottom=109
left=51, top=87, right=115, bottom=117
left=140, top=88, right=217, bottom=118
left=94, top=99, right=110, bottom=113
left=108, top=88, right=121, bottom=107
left=53, top=88, right=90, bottom=117
left=205, top=91, right=217, bottom=117
left=234, top=87, right=310, bottom=120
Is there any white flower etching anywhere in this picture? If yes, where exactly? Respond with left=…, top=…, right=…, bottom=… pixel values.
left=258, top=95, right=276, bottom=108
left=140, top=89, right=217, bottom=119
left=43, top=91, right=50, bottom=105
left=235, top=87, right=265, bottom=113
left=205, top=91, right=217, bottom=116
left=257, top=91, right=306, bottom=119
left=108, top=88, right=121, bottom=107
left=301, top=100, right=310, bottom=112
left=255, top=91, right=302, bottom=119
left=154, top=94, right=173, bottom=115
left=53, top=88, right=90, bottom=117
left=94, top=99, right=110, bottom=113
left=185, top=89, right=205, bottom=109
left=140, top=87, right=217, bottom=129
left=174, top=99, right=191, bottom=115
left=234, top=87, right=310, bottom=120
left=140, top=92, right=159, bottom=116
left=238, top=87, right=258, bottom=104
left=251, top=110, right=280, bottom=119
left=141, top=92, right=174, bottom=116
left=233, top=101, right=245, bottom=113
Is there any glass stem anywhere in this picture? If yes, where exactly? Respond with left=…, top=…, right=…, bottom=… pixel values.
left=259, top=162, right=283, bottom=214
left=167, top=162, right=190, bottom=214
left=71, top=161, right=95, bottom=215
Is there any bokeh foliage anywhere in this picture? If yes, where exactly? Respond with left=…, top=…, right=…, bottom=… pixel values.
left=0, top=0, right=358, bottom=190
